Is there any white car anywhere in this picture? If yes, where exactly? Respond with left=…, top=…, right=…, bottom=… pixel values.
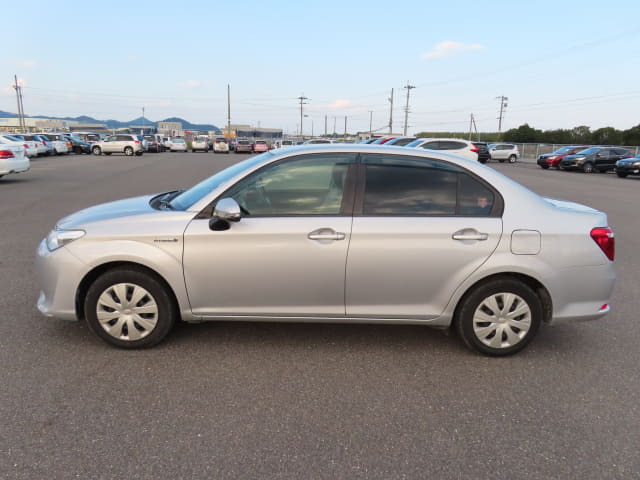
left=191, top=137, right=209, bottom=153
left=0, top=140, right=30, bottom=178
left=19, top=134, right=48, bottom=156
left=0, top=134, right=38, bottom=158
left=405, top=138, right=480, bottom=162
left=162, top=137, right=172, bottom=150
left=488, top=144, right=520, bottom=163
left=213, top=137, right=229, bottom=154
left=39, top=134, right=69, bottom=155
left=169, top=138, right=187, bottom=152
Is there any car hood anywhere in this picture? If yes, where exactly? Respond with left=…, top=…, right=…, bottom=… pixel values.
left=57, top=194, right=156, bottom=229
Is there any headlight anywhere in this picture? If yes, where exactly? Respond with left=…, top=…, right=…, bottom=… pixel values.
left=46, top=229, right=85, bottom=251
left=634, top=162, right=640, bottom=167
left=547, top=156, right=557, bottom=160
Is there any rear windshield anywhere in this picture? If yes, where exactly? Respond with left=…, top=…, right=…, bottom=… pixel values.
left=238, top=140, right=250, bottom=145
left=405, top=139, right=424, bottom=148
left=173, top=139, right=185, bottom=143
left=255, top=141, right=266, bottom=144
left=216, top=138, right=226, bottom=142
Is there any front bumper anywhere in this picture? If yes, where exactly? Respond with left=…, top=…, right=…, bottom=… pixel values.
left=616, top=164, right=640, bottom=175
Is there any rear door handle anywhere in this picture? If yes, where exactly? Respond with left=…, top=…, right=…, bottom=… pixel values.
left=308, top=229, right=346, bottom=241
left=452, top=230, right=488, bottom=241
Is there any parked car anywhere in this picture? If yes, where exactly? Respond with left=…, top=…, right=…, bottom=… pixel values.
left=252, top=140, right=269, bottom=153
left=91, top=134, right=144, bottom=156
left=0, top=140, right=29, bottom=178
left=488, top=144, right=519, bottom=163
left=22, top=134, right=54, bottom=156
left=39, top=134, right=70, bottom=155
left=235, top=139, right=253, bottom=153
left=13, top=134, right=44, bottom=156
left=213, top=138, right=229, bottom=154
left=303, top=139, right=333, bottom=144
left=406, top=138, right=479, bottom=162
left=143, top=135, right=163, bottom=153
left=0, top=134, right=38, bottom=158
left=64, top=136, right=92, bottom=154
left=371, top=137, right=397, bottom=145
left=472, top=142, right=491, bottom=164
left=536, top=146, right=588, bottom=169
left=36, top=144, right=616, bottom=356
left=384, top=137, right=417, bottom=147
left=168, top=138, right=187, bottom=152
left=161, top=137, right=172, bottom=150
left=615, top=153, right=640, bottom=178
left=191, top=136, right=210, bottom=153
left=72, top=132, right=104, bottom=143
left=280, top=140, right=294, bottom=147
left=559, top=147, right=633, bottom=173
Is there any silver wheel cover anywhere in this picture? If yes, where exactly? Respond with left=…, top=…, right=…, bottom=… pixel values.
left=96, top=283, right=158, bottom=341
left=472, top=292, right=532, bottom=349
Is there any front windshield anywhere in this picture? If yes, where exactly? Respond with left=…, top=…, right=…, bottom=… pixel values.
left=170, top=154, right=270, bottom=210
left=575, top=147, right=599, bottom=155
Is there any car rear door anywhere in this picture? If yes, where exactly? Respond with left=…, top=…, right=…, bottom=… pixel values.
left=183, top=152, right=357, bottom=317
left=345, top=153, right=502, bottom=319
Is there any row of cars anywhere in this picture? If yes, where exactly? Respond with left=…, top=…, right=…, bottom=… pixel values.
left=536, top=145, right=640, bottom=177
left=359, top=136, right=520, bottom=164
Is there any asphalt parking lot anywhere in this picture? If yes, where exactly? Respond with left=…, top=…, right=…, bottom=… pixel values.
left=1, top=151, right=639, bottom=479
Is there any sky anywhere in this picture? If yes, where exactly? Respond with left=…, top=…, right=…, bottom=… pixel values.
left=2, top=0, right=640, bottom=135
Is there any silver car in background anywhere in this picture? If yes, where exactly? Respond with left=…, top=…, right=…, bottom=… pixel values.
left=36, top=145, right=616, bottom=355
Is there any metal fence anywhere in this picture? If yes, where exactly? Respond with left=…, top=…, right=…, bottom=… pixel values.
left=512, top=143, right=640, bottom=160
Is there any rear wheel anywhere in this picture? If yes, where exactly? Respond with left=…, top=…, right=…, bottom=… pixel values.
left=124, top=147, right=134, bottom=156
left=92, top=146, right=101, bottom=155
left=455, top=278, right=542, bottom=356
left=84, top=267, right=176, bottom=349
left=582, top=162, right=594, bottom=173
left=508, top=155, right=517, bottom=163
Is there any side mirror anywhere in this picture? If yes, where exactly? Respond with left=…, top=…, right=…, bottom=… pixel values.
left=209, top=198, right=241, bottom=231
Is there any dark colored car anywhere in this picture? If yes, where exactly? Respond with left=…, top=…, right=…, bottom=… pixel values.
left=64, top=136, right=92, bottom=154
left=235, top=140, right=253, bottom=153
left=385, top=137, right=417, bottom=147
left=615, top=154, right=640, bottom=178
left=559, top=147, right=633, bottom=173
left=143, top=135, right=163, bottom=153
left=537, top=146, right=588, bottom=169
left=472, top=142, right=490, bottom=164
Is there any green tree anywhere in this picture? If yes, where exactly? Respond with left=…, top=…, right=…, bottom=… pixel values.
left=623, top=124, right=640, bottom=146
left=592, top=127, right=623, bottom=145
left=570, top=126, right=592, bottom=144
left=503, top=124, right=541, bottom=143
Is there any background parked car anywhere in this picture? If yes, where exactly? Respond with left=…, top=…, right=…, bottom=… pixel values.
left=9, top=134, right=41, bottom=157
left=38, top=134, right=69, bottom=155
left=143, top=134, right=163, bottom=153
left=64, top=136, right=92, bottom=154
left=536, top=146, right=588, bottom=169
left=22, top=134, right=52, bottom=156
left=472, top=142, right=490, bottom=164
left=191, top=136, right=210, bottom=153
left=559, top=147, right=633, bottom=173
left=92, top=134, right=144, bottom=156
left=0, top=140, right=29, bottom=179
left=235, top=139, right=253, bottom=153
left=303, top=139, right=333, bottom=144
left=406, top=138, right=479, bottom=162
left=0, top=134, right=38, bottom=158
left=252, top=140, right=269, bottom=153
left=213, top=138, right=229, bottom=154
left=615, top=153, right=640, bottom=178
left=162, top=137, right=172, bottom=150
left=488, top=143, right=519, bottom=163
left=168, top=138, right=187, bottom=152
left=384, top=137, right=417, bottom=147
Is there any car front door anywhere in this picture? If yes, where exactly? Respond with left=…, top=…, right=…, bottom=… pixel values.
left=183, top=153, right=357, bottom=317
left=102, top=135, right=117, bottom=153
left=594, top=149, right=611, bottom=170
left=345, top=153, right=502, bottom=319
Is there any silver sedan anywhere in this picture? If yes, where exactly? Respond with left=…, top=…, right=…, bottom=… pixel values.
left=36, top=145, right=616, bottom=355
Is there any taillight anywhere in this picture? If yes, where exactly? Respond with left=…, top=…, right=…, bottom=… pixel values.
left=24, top=144, right=29, bottom=149
left=470, top=145, right=479, bottom=153
left=43, top=140, right=47, bottom=145
left=134, top=140, right=140, bottom=144
left=0, top=150, right=15, bottom=159
left=590, top=227, right=615, bottom=261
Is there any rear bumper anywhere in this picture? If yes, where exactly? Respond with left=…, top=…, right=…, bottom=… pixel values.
left=0, top=157, right=30, bottom=175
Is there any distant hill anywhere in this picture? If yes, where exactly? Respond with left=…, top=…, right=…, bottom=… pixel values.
left=0, top=110, right=220, bottom=133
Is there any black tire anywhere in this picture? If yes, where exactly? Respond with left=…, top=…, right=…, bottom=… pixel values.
left=124, top=147, right=134, bottom=156
left=104, top=152, right=112, bottom=155
left=540, top=164, right=549, bottom=169
left=73, top=146, right=82, bottom=154
left=84, top=267, right=176, bottom=349
left=92, top=146, right=101, bottom=155
left=498, top=158, right=505, bottom=163
left=135, top=152, right=143, bottom=156
left=508, top=155, right=517, bottom=163
left=582, top=162, right=594, bottom=173
left=455, top=278, right=542, bottom=356
left=617, top=172, right=628, bottom=178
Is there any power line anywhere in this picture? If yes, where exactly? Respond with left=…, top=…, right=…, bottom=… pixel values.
left=496, top=96, right=508, bottom=132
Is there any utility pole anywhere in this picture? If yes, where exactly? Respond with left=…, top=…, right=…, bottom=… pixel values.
left=468, top=113, right=473, bottom=140
left=344, top=116, right=347, bottom=138
left=496, top=95, right=508, bottom=132
left=297, top=94, right=308, bottom=137
left=324, top=115, right=327, bottom=137
left=333, top=117, right=336, bottom=136
left=141, top=106, right=145, bottom=134
left=368, top=110, right=373, bottom=136
left=403, top=81, right=416, bottom=136
left=468, top=113, right=478, bottom=141
left=13, top=75, right=26, bottom=131
left=227, top=84, right=231, bottom=142
left=388, top=88, right=394, bottom=134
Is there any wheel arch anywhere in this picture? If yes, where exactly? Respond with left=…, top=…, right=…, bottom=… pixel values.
left=75, top=261, right=181, bottom=321
left=452, top=272, right=553, bottom=327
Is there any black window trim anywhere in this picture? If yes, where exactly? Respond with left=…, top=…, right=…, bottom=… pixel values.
left=352, top=153, right=504, bottom=218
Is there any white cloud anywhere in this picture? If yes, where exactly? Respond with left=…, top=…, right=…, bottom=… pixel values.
left=421, top=41, right=484, bottom=59
left=179, top=80, right=201, bottom=89
left=329, top=99, right=352, bottom=110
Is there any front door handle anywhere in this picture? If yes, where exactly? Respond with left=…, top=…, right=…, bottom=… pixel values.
left=308, top=228, right=346, bottom=241
left=452, top=230, right=488, bottom=241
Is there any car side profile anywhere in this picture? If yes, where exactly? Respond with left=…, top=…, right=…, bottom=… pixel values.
left=92, top=134, right=144, bottom=156
left=406, top=138, right=479, bottom=162
left=488, top=144, right=519, bottom=163
left=536, top=146, right=588, bottom=169
left=36, top=145, right=616, bottom=356
left=559, top=147, right=632, bottom=173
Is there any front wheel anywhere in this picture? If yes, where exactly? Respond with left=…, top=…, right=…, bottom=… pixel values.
left=582, top=162, right=594, bottom=173
left=455, top=278, right=542, bottom=356
left=540, top=164, right=549, bottom=169
left=92, top=146, right=101, bottom=155
left=508, top=155, right=517, bottom=163
left=84, top=267, right=176, bottom=348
